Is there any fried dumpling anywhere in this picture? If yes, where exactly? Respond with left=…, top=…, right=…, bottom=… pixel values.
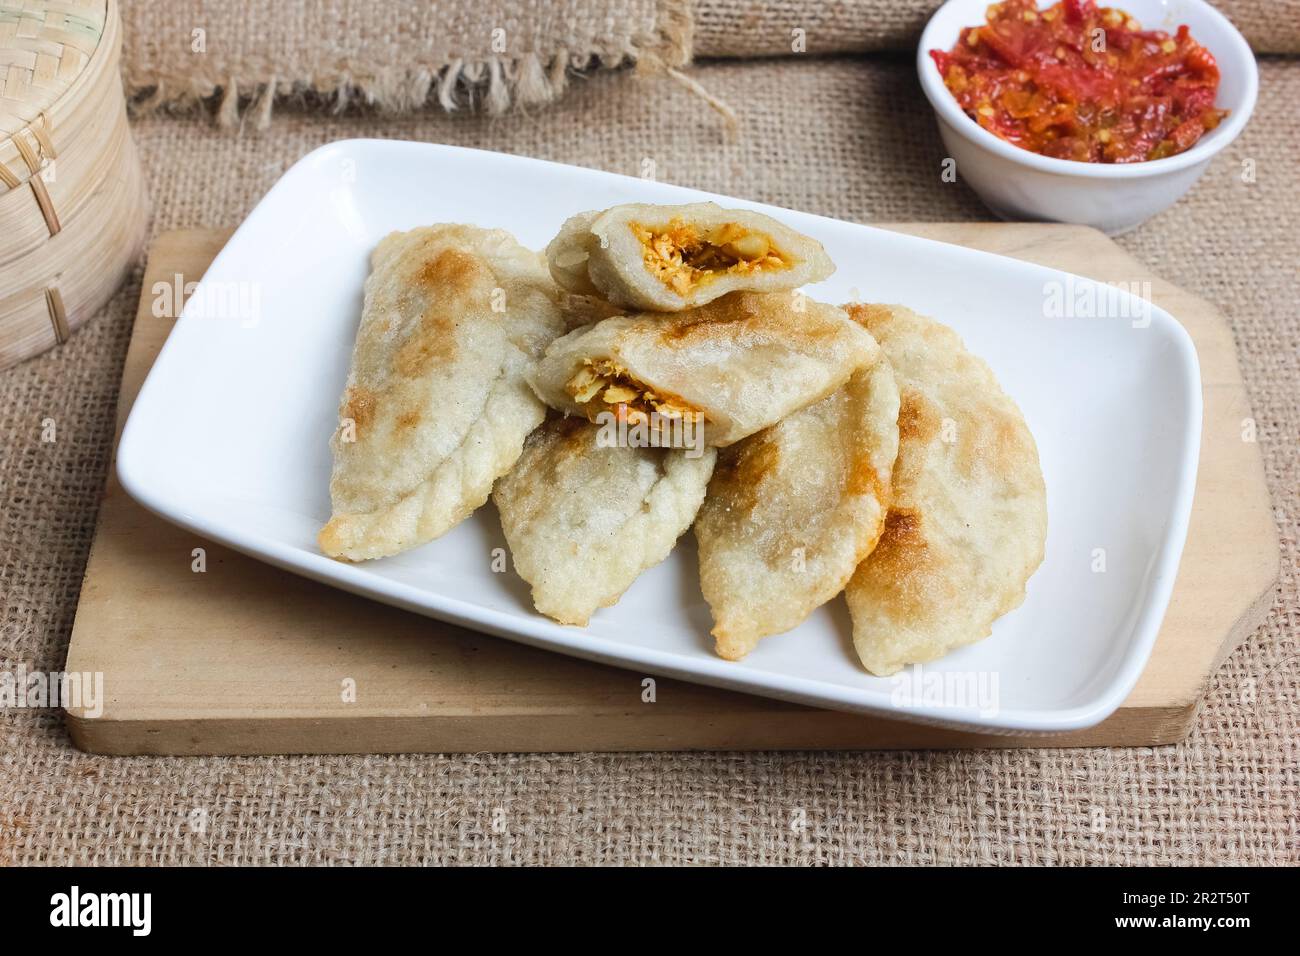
left=843, top=304, right=1047, bottom=676
left=318, top=225, right=563, bottom=561
left=696, top=354, right=900, bottom=660
left=529, top=292, right=878, bottom=448
left=546, top=202, right=835, bottom=311
left=557, top=290, right=626, bottom=329
left=493, top=416, right=716, bottom=626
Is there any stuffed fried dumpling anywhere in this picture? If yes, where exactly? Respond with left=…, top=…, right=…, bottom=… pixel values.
left=529, top=292, right=878, bottom=448
left=318, top=225, right=563, bottom=561
left=546, top=202, right=834, bottom=311
left=696, top=354, right=901, bottom=660
left=557, top=290, right=626, bottom=329
left=493, top=416, right=716, bottom=626
left=843, top=304, right=1047, bottom=676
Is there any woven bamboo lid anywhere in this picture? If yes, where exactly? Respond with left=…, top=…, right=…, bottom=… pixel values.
left=0, top=0, right=145, bottom=370
left=0, top=1, right=108, bottom=194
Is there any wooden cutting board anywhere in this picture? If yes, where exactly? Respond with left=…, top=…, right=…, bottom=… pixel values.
left=63, top=225, right=1278, bottom=754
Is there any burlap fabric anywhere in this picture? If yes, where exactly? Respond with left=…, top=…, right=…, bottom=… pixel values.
left=694, top=0, right=1300, bottom=56
left=120, top=1, right=1300, bottom=123
left=122, top=0, right=693, bottom=122
left=0, top=57, right=1295, bottom=865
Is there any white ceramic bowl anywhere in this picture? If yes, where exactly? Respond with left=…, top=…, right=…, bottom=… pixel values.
left=918, top=0, right=1258, bottom=234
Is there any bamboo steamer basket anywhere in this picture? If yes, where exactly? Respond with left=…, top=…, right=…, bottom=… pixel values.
left=0, top=0, right=147, bottom=370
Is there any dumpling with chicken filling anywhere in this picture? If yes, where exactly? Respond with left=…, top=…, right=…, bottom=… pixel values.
left=696, top=353, right=900, bottom=660
left=546, top=202, right=835, bottom=311
left=493, top=416, right=716, bottom=626
left=319, top=225, right=563, bottom=561
left=529, top=292, right=878, bottom=448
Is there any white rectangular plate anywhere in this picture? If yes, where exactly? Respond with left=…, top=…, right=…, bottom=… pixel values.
left=117, top=140, right=1201, bottom=733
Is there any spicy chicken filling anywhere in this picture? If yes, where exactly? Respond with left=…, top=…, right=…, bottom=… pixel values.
left=630, top=219, right=789, bottom=296
left=565, top=358, right=703, bottom=427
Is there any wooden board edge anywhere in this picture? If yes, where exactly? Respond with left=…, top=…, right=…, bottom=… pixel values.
left=64, top=701, right=1199, bottom=755
left=1097, top=238, right=1281, bottom=703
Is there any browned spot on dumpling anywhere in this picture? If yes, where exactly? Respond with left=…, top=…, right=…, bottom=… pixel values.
left=859, top=508, right=936, bottom=611
left=395, top=300, right=461, bottom=376
left=714, top=434, right=820, bottom=567
left=714, top=435, right=779, bottom=517
left=843, top=302, right=894, bottom=334
left=551, top=414, right=598, bottom=456
left=389, top=248, right=495, bottom=375
left=897, top=388, right=941, bottom=444
left=655, top=292, right=766, bottom=345
left=995, top=416, right=1031, bottom=464
left=413, top=247, right=483, bottom=296
left=659, top=291, right=842, bottom=347
left=395, top=325, right=455, bottom=375
left=341, top=386, right=378, bottom=435
left=846, top=460, right=886, bottom=503
left=956, top=413, right=1032, bottom=480
left=395, top=407, right=422, bottom=431
left=879, top=508, right=924, bottom=549
left=519, top=418, right=602, bottom=488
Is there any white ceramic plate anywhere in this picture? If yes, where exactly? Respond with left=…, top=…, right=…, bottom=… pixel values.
left=117, top=139, right=1201, bottom=733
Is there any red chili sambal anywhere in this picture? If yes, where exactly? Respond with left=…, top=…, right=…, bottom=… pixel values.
left=930, top=0, right=1227, bottom=163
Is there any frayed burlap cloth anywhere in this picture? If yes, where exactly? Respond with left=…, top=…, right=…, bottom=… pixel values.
left=123, top=0, right=696, bottom=124
left=120, top=1, right=1300, bottom=124
left=1, top=57, right=1296, bottom=864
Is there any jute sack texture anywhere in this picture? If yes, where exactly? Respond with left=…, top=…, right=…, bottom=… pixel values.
left=118, top=0, right=1300, bottom=121
left=1, top=56, right=1295, bottom=864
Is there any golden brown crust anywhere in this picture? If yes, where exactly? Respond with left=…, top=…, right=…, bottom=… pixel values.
left=696, top=353, right=901, bottom=659
left=843, top=303, right=1047, bottom=676
left=493, top=416, right=716, bottom=625
left=318, top=225, right=563, bottom=561
left=340, top=386, right=378, bottom=438
left=896, top=388, right=942, bottom=445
